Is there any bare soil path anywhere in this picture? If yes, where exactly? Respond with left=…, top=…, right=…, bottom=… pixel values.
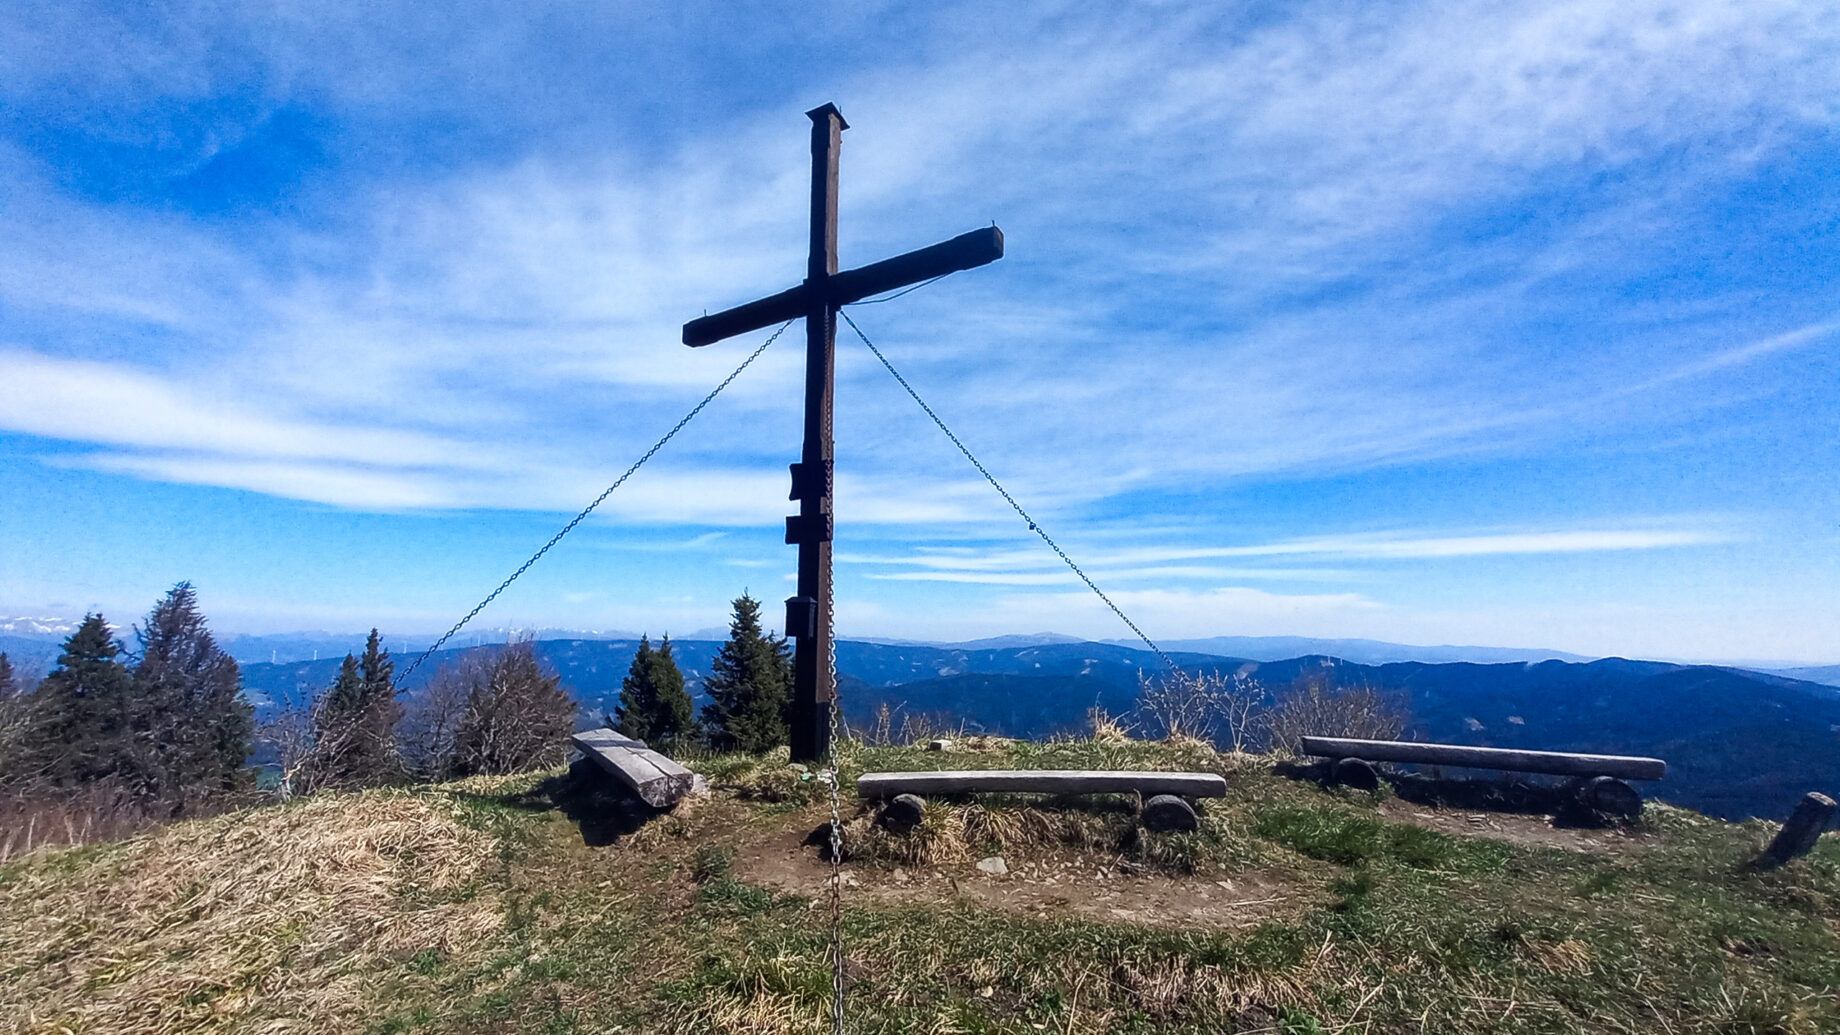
left=734, top=820, right=1316, bottom=931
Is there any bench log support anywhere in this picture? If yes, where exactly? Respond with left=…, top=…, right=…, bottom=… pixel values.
left=878, top=793, right=927, bottom=834
left=860, top=770, right=1225, bottom=837
left=1331, top=757, right=1381, bottom=791
left=1570, top=775, right=1644, bottom=818
left=1141, top=794, right=1199, bottom=832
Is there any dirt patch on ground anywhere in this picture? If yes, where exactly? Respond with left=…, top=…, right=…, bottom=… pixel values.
left=1376, top=798, right=1648, bottom=853
left=734, top=821, right=1313, bottom=931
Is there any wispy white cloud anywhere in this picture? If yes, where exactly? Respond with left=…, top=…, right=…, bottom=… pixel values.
left=0, top=348, right=494, bottom=470
left=843, top=527, right=1728, bottom=575
left=2, top=2, right=1835, bottom=660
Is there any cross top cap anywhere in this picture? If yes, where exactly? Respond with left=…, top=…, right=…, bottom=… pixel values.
left=806, top=102, right=849, bottom=130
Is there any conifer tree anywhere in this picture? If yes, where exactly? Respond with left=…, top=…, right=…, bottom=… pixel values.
left=615, top=634, right=698, bottom=753
left=28, top=614, right=132, bottom=786
left=0, top=652, right=17, bottom=698
left=303, top=629, right=402, bottom=790
left=699, top=595, right=794, bottom=753
left=131, top=583, right=253, bottom=808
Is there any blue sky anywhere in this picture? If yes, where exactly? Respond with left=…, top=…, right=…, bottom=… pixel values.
left=1, top=1, right=1836, bottom=664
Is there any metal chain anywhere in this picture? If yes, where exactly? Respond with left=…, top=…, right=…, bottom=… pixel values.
left=839, top=309, right=1185, bottom=678
left=824, top=541, right=846, bottom=1035
left=395, top=321, right=794, bottom=687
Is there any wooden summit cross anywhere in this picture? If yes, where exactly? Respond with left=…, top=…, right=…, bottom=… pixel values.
left=683, top=103, right=1003, bottom=764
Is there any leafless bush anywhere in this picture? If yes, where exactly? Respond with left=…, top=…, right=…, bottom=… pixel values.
left=1264, top=673, right=1408, bottom=755
left=257, top=701, right=371, bottom=799
left=1087, top=705, right=1134, bottom=743
left=442, top=639, right=578, bottom=777
left=0, top=689, right=48, bottom=791
left=1134, top=670, right=1270, bottom=752
left=853, top=700, right=970, bottom=747
left=396, top=655, right=479, bottom=782
left=0, top=782, right=162, bottom=861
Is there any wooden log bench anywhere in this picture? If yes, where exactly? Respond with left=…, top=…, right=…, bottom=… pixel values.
left=857, top=770, right=1229, bottom=833
left=571, top=729, right=699, bottom=808
left=1299, top=735, right=1667, bottom=818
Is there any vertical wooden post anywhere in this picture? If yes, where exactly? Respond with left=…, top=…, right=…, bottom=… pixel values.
left=790, top=103, right=846, bottom=764
left=682, top=105, right=1000, bottom=763
left=1758, top=791, right=1836, bottom=868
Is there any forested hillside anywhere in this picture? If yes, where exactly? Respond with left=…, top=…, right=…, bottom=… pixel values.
left=237, top=639, right=1840, bottom=822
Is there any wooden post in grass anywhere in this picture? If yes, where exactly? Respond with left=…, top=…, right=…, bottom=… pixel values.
left=1757, top=792, right=1836, bottom=868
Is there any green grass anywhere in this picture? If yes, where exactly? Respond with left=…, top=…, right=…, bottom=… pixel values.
left=4, top=738, right=1838, bottom=1034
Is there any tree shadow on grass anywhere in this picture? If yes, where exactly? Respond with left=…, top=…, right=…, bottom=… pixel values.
left=459, top=759, right=660, bottom=846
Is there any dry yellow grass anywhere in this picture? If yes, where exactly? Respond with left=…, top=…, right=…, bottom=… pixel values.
left=0, top=791, right=500, bottom=1034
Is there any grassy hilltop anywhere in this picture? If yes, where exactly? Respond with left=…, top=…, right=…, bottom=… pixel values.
left=3, top=737, right=1837, bottom=1034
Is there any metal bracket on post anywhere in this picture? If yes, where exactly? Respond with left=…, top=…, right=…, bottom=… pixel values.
left=789, top=460, right=833, bottom=501
left=785, top=595, right=819, bottom=640
left=785, top=513, right=834, bottom=544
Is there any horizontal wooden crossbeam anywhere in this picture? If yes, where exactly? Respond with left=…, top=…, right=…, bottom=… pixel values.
left=1298, top=736, right=1667, bottom=780
left=682, top=227, right=1004, bottom=347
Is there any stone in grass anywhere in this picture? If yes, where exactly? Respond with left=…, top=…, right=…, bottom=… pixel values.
left=928, top=739, right=953, bottom=752
left=976, top=856, right=1009, bottom=876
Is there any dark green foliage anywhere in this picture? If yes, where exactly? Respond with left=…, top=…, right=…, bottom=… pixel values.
left=0, top=652, right=18, bottom=698
left=303, top=629, right=402, bottom=790
left=615, top=635, right=699, bottom=754
left=20, top=614, right=133, bottom=787
left=699, top=595, right=794, bottom=754
left=449, top=640, right=578, bottom=776
left=128, top=583, right=254, bottom=808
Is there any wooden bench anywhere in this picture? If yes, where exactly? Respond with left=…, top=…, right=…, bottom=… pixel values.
left=1299, top=735, right=1667, bottom=818
left=857, top=769, right=1229, bottom=833
left=571, top=729, right=699, bottom=808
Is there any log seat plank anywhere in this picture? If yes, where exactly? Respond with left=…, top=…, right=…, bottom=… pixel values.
left=1298, top=736, right=1666, bottom=781
left=572, top=729, right=697, bottom=808
left=858, top=769, right=1228, bottom=800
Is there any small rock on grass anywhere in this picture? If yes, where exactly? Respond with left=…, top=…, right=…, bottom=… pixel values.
left=977, top=856, right=1009, bottom=876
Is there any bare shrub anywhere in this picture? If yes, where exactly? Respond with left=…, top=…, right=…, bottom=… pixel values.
left=1135, top=670, right=1269, bottom=752
left=397, top=659, right=474, bottom=782
left=1264, top=672, right=1408, bottom=755
left=1087, top=705, right=1134, bottom=742
left=852, top=700, right=970, bottom=747
left=0, top=782, right=168, bottom=861
left=445, top=639, right=578, bottom=777
left=0, top=687, right=49, bottom=791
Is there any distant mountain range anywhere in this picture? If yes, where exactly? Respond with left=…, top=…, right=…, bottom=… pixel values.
left=10, top=617, right=1838, bottom=822
left=223, top=636, right=1840, bottom=824
left=1133, top=635, right=1596, bottom=666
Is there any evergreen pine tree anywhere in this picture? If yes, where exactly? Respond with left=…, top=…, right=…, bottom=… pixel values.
left=615, top=636, right=660, bottom=741
left=354, top=629, right=402, bottom=779
left=699, top=595, right=794, bottom=753
left=0, top=652, right=17, bottom=698
left=616, top=634, right=698, bottom=753
left=303, top=630, right=402, bottom=790
left=303, top=654, right=365, bottom=791
left=131, top=583, right=253, bottom=808
left=30, top=614, right=133, bottom=786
